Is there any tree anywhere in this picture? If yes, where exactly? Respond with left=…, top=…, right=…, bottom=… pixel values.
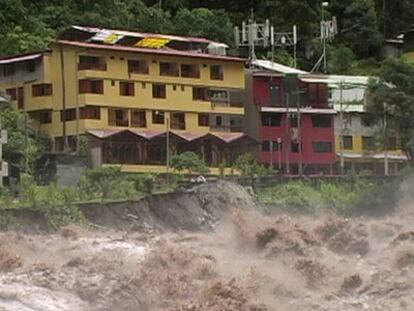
left=170, top=151, right=208, bottom=175
left=337, top=0, right=382, bottom=57
left=366, top=58, right=414, bottom=164
left=174, top=8, right=233, bottom=44
left=330, top=45, right=355, bottom=74
left=0, top=105, right=52, bottom=174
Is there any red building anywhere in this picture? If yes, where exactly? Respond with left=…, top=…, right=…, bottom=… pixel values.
left=245, top=70, right=336, bottom=175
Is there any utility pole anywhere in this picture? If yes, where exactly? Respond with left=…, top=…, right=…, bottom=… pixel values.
left=383, top=102, right=389, bottom=176
left=269, top=139, right=274, bottom=171
left=277, top=137, right=282, bottom=171
left=295, top=90, right=304, bottom=176
left=166, top=116, right=170, bottom=183
left=339, top=81, right=345, bottom=175
left=322, top=2, right=327, bottom=73
left=285, top=93, right=290, bottom=174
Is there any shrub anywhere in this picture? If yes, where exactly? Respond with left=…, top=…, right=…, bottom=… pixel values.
left=170, top=151, right=208, bottom=175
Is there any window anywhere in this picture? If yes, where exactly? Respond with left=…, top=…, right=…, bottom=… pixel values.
left=80, top=106, right=100, bottom=120
left=120, top=81, right=135, bottom=96
left=386, top=137, right=397, bottom=150
left=198, top=113, right=209, bottom=126
left=171, top=112, right=186, bottom=130
left=343, top=136, right=353, bottom=150
left=308, top=83, right=327, bottom=102
left=152, top=111, right=165, bottom=124
left=152, top=84, right=166, bottom=99
left=128, top=59, right=149, bottom=74
left=261, top=112, right=281, bottom=127
left=39, top=110, right=52, bottom=124
left=78, top=55, right=106, bottom=71
left=5, top=88, right=17, bottom=101
left=193, top=87, right=209, bottom=101
left=131, top=110, right=146, bottom=127
left=269, top=84, right=279, bottom=106
left=290, top=115, right=299, bottom=128
left=109, top=109, right=129, bottom=127
left=291, top=142, right=300, bottom=153
left=311, top=115, right=331, bottom=128
left=312, top=142, right=332, bottom=153
left=262, top=140, right=282, bottom=152
left=215, top=116, right=222, bottom=126
left=26, top=60, right=36, bottom=73
left=210, top=65, right=224, bottom=80
left=79, top=79, right=104, bottom=94
left=159, top=62, right=179, bottom=76
left=17, top=87, right=24, bottom=109
left=180, top=64, right=200, bottom=78
left=32, top=84, right=53, bottom=97
left=362, top=136, right=375, bottom=151
left=61, top=108, right=77, bottom=122
left=209, top=90, right=228, bottom=101
left=3, top=64, right=15, bottom=77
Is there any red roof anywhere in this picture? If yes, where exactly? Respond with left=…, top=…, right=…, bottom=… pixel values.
left=87, top=129, right=257, bottom=144
left=56, top=40, right=245, bottom=62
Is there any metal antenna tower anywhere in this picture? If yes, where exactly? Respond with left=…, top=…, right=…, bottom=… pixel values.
left=235, top=10, right=298, bottom=67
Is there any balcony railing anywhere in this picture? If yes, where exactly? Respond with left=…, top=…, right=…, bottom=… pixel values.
left=131, top=120, right=146, bottom=128
left=109, top=119, right=129, bottom=127
left=211, top=101, right=244, bottom=108
left=78, top=63, right=107, bottom=71
left=171, top=122, right=186, bottom=130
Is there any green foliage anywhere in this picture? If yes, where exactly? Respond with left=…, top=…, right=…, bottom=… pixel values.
left=18, top=174, right=85, bottom=229
left=233, top=153, right=270, bottom=178
left=0, top=0, right=408, bottom=66
left=0, top=105, right=52, bottom=174
left=79, top=166, right=127, bottom=200
left=366, top=58, right=414, bottom=163
left=170, top=151, right=208, bottom=175
left=259, top=181, right=323, bottom=213
left=218, top=161, right=226, bottom=178
left=128, top=173, right=156, bottom=195
left=258, top=178, right=399, bottom=214
left=174, top=8, right=234, bottom=44
left=330, top=45, right=355, bottom=74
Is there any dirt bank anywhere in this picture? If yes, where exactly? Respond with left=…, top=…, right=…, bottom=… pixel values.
left=0, top=180, right=413, bottom=310
left=0, top=181, right=257, bottom=233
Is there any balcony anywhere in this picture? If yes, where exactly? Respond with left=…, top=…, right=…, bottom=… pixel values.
left=78, top=62, right=107, bottom=71
left=170, top=122, right=186, bottom=130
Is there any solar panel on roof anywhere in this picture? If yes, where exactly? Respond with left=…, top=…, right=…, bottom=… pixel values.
left=135, top=37, right=171, bottom=49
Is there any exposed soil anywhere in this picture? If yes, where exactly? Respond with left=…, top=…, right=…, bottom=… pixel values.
left=0, top=180, right=413, bottom=310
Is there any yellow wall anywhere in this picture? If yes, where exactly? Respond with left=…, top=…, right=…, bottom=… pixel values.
left=0, top=43, right=246, bottom=140
left=335, top=135, right=404, bottom=155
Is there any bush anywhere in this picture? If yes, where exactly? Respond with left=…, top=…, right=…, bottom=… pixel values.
left=170, top=151, right=208, bottom=175
left=259, top=178, right=399, bottom=215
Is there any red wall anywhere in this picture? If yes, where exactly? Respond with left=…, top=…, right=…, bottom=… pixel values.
left=253, top=75, right=335, bottom=166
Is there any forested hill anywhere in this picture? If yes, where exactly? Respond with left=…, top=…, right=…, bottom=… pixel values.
left=1, top=0, right=414, bottom=73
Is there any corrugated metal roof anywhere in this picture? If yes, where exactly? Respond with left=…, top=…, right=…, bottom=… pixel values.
left=56, top=40, right=245, bottom=62
left=261, top=107, right=337, bottom=114
left=337, top=152, right=408, bottom=160
left=71, top=25, right=215, bottom=44
left=0, top=53, right=42, bottom=65
left=300, top=75, right=370, bottom=86
left=252, top=59, right=308, bottom=74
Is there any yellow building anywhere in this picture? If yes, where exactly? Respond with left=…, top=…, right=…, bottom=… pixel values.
left=0, top=26, right=256, bottom=174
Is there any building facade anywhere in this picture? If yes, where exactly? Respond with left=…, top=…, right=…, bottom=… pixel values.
left=302, top=75, right=408, bottom=175
left=244, top=69, right=336, bottom=175
left=0, top=26, right=256, bottom=174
